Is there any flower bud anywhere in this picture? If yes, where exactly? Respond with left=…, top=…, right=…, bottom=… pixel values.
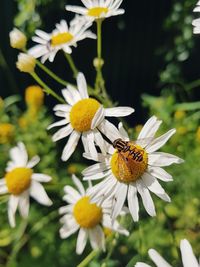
left=16, top=53, right=36, bottom=73
left=9, top=28, right=27, bottom=50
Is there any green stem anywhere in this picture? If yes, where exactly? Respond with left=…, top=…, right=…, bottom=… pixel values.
left=36, top=60, right=68, bottom=86
left=64, top=53, right=78, bottom=78
left=30, top=72, right=65, bottom=103
left=97, top=19, right=102, bottom=60
left=77, top=249, right=99, bottom=267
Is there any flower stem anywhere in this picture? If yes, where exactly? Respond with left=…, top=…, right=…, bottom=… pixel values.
left=31, top=72, right=65, bottom=103
left=77, top=249, right=99, bottom=267
left=36, top=60, right=68, bottom=86
left=64, top=53, right=78, bottom=78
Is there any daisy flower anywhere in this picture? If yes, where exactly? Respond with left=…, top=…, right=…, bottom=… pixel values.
left=59, top=174, right=129, bottom=254
left=29, top=16, right=96, bottom=63
left=66, top=0, right=125, bottom=22
left=82, top=116, right=184, bottom=221
left=47, top=72, right=134, bottom=162
left=0, top=142, right=52, bottom=227
left=193, top=1, right=200, bottom=34
left=135, top=239, right=200, bottom=267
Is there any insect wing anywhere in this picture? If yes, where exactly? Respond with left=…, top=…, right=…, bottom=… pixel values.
left=128, top=137, right=153, bottom=148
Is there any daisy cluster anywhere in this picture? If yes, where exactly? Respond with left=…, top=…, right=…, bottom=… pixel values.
left=6, top=0, right=197, bottom=263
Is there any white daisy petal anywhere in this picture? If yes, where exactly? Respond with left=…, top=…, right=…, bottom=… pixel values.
left=76, top=228, right=88, bottom=254
left=47, top=119, right=68, bottom=130
left=148, top=249, right=172, bottom=267
left=136, top=180, right=156, bottom=217
left=98, top=119, right=121, bottom=142
left=52, top=124, right=73, bottom=142
left=26, top=155, right=40, bottom=168
left=138, top=116, right=158, bottom=140
left=147, top=167, right=173, bottom=182
left=77, top=72, right=89, bottom=99
left=53, top=104, right=71, bottom=113
left=61, top=131, right=81, bottom=161
left=105, top=107, right=134, bottom=117
left=59, top=205, right=73, bottom=215
left=148, top=152, right=184, bottom=167
left=180, top=239, right=199, bottom=267
left=146, top=129, right=176, bottom=153
left=118, top=122, right=129, bottom=140
left=128, top=184, right=139, bottom=222
left=82, top=162, right=110, bottom=176
left=0, top=178, right=5, bottom=185
left=91, top=106, right=105, bottom=129
left=93, top=129, right=107, bottom=154
left=89, top=225, right=105, bottom=251
left=86, top=131, right=98, bottom=157
left=8, top=195, right=19, bottom=228
left=72, top=174, right=85, bottom=196
left=135, top=263, right=152, bottom=267
left=60, top=223, right=79, bottom=239
left=62, top=89, right=77, bottom=105
left=0, top=184, right=8, bottom=194
left=111, top=183, right=128, bottom=220
left=30, top=180, right=52, bottom=206
left=18, top=191, right=30, bottom=218
left=63, top=186, right=81, bottom=200
left=31, top=173, right=52, bottom=183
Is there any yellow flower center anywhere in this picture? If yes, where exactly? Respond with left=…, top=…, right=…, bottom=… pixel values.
left=73, top=196, right=102, bottom=228
left=70, top=98, right=101, bottom=132
left=5, top=167, right=33, bottom=195
left=51, top=32, right=74, bottom=47
left=0, top=123, right=15, bottom=144
left=88, top=7, right=109, bottom=17
left=111, top=144, right=148, bottom=183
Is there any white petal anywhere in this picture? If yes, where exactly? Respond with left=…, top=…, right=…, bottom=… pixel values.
left=148, top=249, right=172, bottom=267
left=98, top=119, right=121, bottom=142
left=84, top=170, right=111, bottom=181
left=61, top=131, right=81, bottom=161
left=77, top=72, right=89, bottom=99
left=146, top=129, right=176, bottom=153
left=8, top=195, right=19, bottom=228
left=18, top=191, right=30, bottom=218
left=63, top=186, right=81, bottom=201
left=72, top=174, right=85, bottom=196
left=60, top=223, right=79, bottom=239
left=93, top=129, right=107, bottom=155
left=118, top=122, right=129, bottom=140
left=91, top=106, right=105, bottom=129
left=67, top=84, right=82, bottom=103
left=76, top=228, right=88, bottom=254
left=135, top=263, right=152, bottom=267
left=136, top=180, right=156, bottom=217
left=10, top=142, right=28, bottom=167
left=82, top=162, right=110, bottom=176
left=53, top=104, right=71, bottom=113
left=62, top=89, right=77, bottom=105
left=147, top=167, right=173, bottom=182
left=26, top=156, right=40, bottom=168
left=82, top=132, right=90, bottom=153
left=128, top=184, right=139, bottom=222
left=66, top=5, right=88, bottom=15
left=52, top=124, right=73, bottom=142
left=86, top=131, right=98, bottom=158
left=138, top=116, right=158, bottom=139
left=105, top=107, right=134, bottom=117
left=111, top=183, right=128, bottom=220
left=89, top=225, right=105, bottom=251
left=47, top=119, right=68, bottom=130
left=31, top=173, right=52, bottom=183
left=0, top=184, right=8, bottom=194
left=59, top=205, right=73, bottom=214
left=30, top=180, right=52, bottom=206
left=0, top=178, right=5, bottom=185
left=148, top=152, right=184, bottom=167
left=142, top=173, right=171, bottom=202
left=180, top=239, right=199, bottom=267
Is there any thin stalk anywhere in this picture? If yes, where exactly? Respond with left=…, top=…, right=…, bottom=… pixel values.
left=36, top=60, right=68, bottom=86
left=64, top=53, right=78, bottom=78
left=31, top=72, right=65, bottom=103
left=77, top=249, right=99, bottom=267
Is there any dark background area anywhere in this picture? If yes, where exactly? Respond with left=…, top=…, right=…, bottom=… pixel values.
left=0, top=0, right=200, bottom=123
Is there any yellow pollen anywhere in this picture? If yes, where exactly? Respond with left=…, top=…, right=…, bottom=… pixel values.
left=25, top=85, right=44, bottom=109
left=73, top=196, right=102, bottom=228
left=0, top=123, right=15, bottom=144
left=70, top=98, right=101, bottom=132
left=51, top=32, right=73, bottom=47
left=111, top=144, right=148, bottom=183
left=88, top=7, right=109, bottom=17
left=5, top=167, right=33, bottom=195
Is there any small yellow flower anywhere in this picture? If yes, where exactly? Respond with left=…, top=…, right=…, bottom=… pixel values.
left=177, top=126, right=188, bottom=136
left=0, top=123, right=15, bottom=144
left=135, top=124, right=143, bottom=134
left=9, top=28, right=27, bottom=50
left=25, top=85, right=44, bottom=109
left=196, top=127, right=200, bottom=143
left=16, top=53, right=36, bottom=73
left=67, top=164, right=77, bottom=174
left=174, top=110, right=186, bottom=120
left=103, top=227, right=113, bottom=237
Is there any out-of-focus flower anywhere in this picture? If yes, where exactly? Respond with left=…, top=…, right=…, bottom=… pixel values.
left=25, top=85, right=44, bottom=110
left=29, top=16, right=96, bottom=63
left=66, top=0, right=125, bottom=22
left=193, top=1, right=200, bottom=34
left=0, top=142, right=52, bottom=227
left=174, top=110, right=186, bottom=120
left=16, top=53, right=36, bottom=73
left=135, top=239, right=200, bottom=267
left=196, top=126, right=200, bottom=142
left=82, top=116, right=184, bottom=222
left=59, top=175, right=129, bottom=254
left=48, top=72, right=134, bottom=162
left=0, top=123, right=15, bottom=144
left=9, top=28, right=27, bottom=50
